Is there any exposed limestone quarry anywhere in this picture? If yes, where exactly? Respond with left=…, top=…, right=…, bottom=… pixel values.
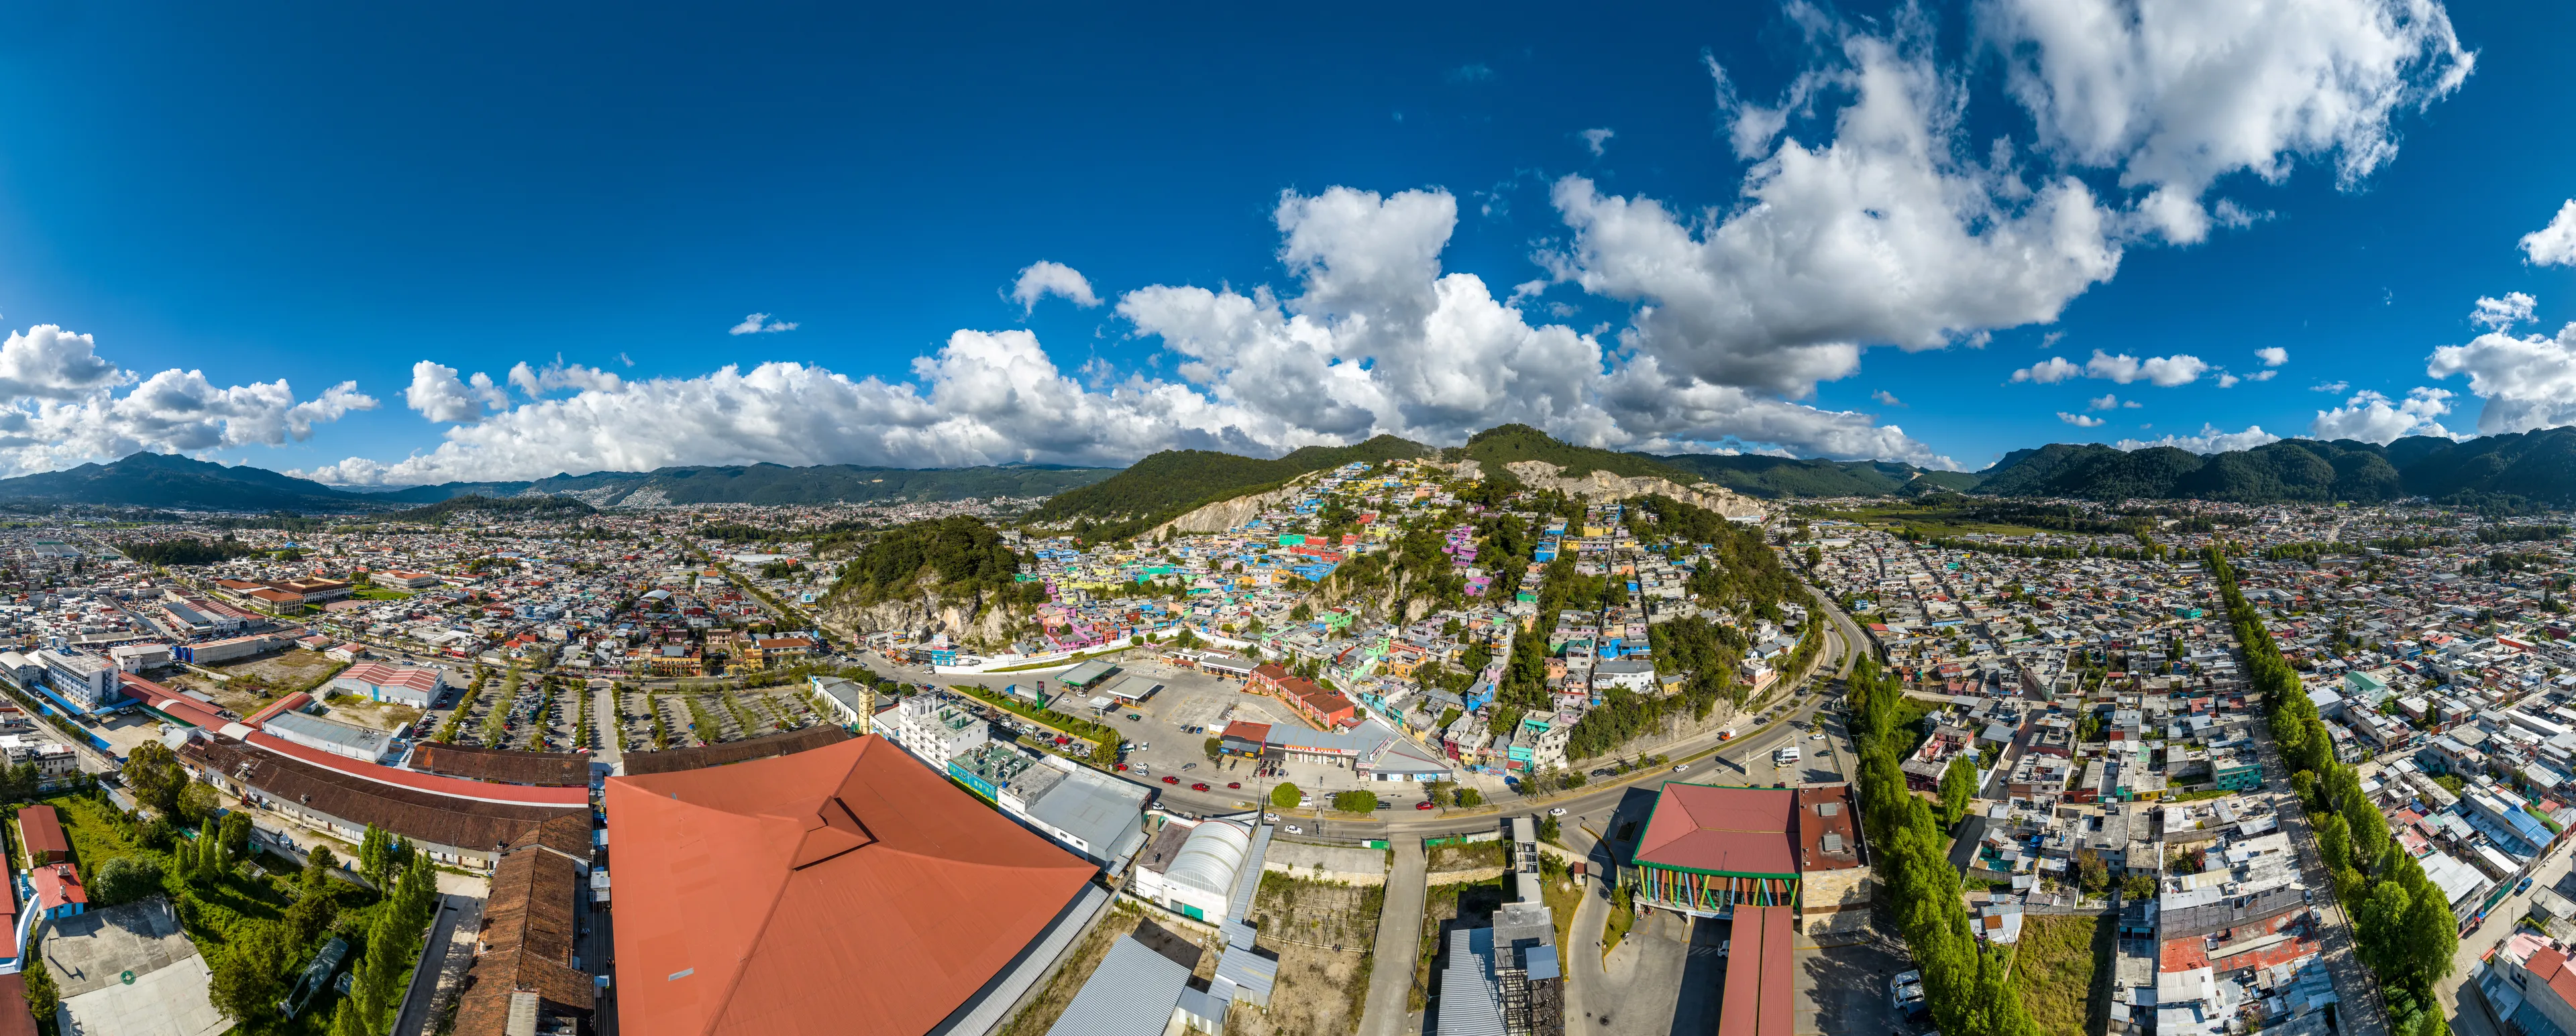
left=1502, top=460, right=1762, bottom=518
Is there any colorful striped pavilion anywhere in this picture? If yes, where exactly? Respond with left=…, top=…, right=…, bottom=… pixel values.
left=1628, top=783, right=1803, bottom=917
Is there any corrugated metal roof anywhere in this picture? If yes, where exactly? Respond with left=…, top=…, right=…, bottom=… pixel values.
left=1226, top=824, right=1275, bottom=924
left=1165, top=821, right=1252, bottom=901
left=1044, top=935, right=1189, bottom=1036
left=1215, top=944, right=1276, bottom=1002
left=1435, top=928, right=1505, bottom=1036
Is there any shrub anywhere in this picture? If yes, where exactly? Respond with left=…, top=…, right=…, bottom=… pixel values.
left=1271, top=783, right=1301, bottom=809
left=1331, top=791, right=1377, bottom=813
left=93, top=856, right=165, bottom=905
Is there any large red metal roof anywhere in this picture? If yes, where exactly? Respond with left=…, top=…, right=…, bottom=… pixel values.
left=1717, top=906, right=1796, bottom=1036
left=1633, top=784, right=1797, bottom=876
left=606, top=734, right=1097, bottom=1036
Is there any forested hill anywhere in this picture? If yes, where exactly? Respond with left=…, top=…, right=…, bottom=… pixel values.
left=1652, top=453, right=1980, bottom=498
left=1452, top=424, right=1699, bottom=483
left=1970, top=430, right=2576, bottom=506
left=1024, top=435, right=1430, bottom=536
left=0, top=453, right=371, bottom=511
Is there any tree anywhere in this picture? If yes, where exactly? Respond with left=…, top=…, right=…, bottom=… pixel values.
left=22, top=949, right=58, bottom=1029
left=209, top=921, right=289, bottom=1027
left=1088, top=737, right=1120, bottom=768
left=2120, top=872, right=2157, bottom=902
left=1538, top=815, right=1561, bottom=843
left=1201, top=737, right=1223, bottom=762
left=284, top=883, right=339, bottom=945
left=175, top=781, right=223, bottom=825
left=304, top=844, right=340, bottom=899
left=93, top=855, right=165, bottom=905
left=1456, top=787, right=1483, bottom=808
left=1331, top=791, right=1377, bottom=813
left=121, top=742, right=189, bottom=815
left=359, top=825, right=394, bottom=890
left=1271, top=783, right=1301, bottom=809
left=1425, top=780, right=1457, bottom=808
left=1937, top=756, right=1976, bottom=827
left=221, top=811, right=254, bottom=859
left=2074, top=850, right=2108, bottom=895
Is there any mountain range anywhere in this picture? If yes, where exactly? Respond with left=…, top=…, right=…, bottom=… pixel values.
left=17, top=425, right=2576, bottom=515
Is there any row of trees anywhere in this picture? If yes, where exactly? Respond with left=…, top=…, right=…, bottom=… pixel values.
left=1847, top=655, right=2045, bottom=1036
left=2208, top=545, right=2455, bottom=1036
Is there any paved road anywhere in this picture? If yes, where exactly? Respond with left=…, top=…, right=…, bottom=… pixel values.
left=392, top=894, right=482, bottom=1036
left=592, top=683, right=625, bottom=768
left=1361, top=839, right=1429, bottom=1036
left=2249, top=712, right=2391, bottom=1036
left=2442, top=835, right=2573, bottom=1036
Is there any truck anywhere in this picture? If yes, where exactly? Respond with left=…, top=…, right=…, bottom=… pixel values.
left=1774, top=745, right=1801, bottom=766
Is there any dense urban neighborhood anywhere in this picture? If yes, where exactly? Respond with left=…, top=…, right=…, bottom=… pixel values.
left=1, top=447, right=2575, bottom=1036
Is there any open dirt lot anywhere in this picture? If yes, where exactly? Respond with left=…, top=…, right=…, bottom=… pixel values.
left=166, top=648, right=346, bottom=714
left=1234, top=872, right=1381, bottom=1036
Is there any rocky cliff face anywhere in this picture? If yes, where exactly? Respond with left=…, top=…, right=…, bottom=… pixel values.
left=1503, top=461, right=1762, bottom=518
left=1147, top=483, right=1309, bottom=539
left=820, top=577, right=1015, bottom=649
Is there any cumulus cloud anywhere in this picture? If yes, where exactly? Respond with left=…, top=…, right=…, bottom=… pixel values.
left=2426, top=321, right=2576, bottom=433
left=2472, top=292, right=2537, bottom=331
left=2057, top=412, right=2104, bottom=427
left=1980, top=0, right=2471, bottom=243
left=1009, top=261, right=1104, bottom=314
left=2524, top=200, right=2576, bottom=267
left=2309, top=387, right=2459, bottom=443
left=0, top=326, right=127, bottom=400
left=1579, top=128, right=1615, bottom=157
left=2087, top=393, right=2141, bottom=410
left=0, top=323, right=376, bottom=475
left=1871, top=389, right=1903, bottom=406
left=405, top=361, right=510, bottom=423
left=2114, top=424, right=2282, bottom=454
left=308, top=186, right=1962, bottom=485
left=2245, top=370, right=2277, bottom=382
left=2256, top=347, right=2288, bottom=366
left=2012, top=350, right=2205, bottom=386
left=2311, top=380, right=2351, bottom=393
left=2216, top=373, right=2241, bottom=388
left=2012, top=357, right=2084, bottom=384
left=727, top=313, right=798, bottom=335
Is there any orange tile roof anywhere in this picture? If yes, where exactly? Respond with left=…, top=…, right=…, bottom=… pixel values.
left=606, top=734, right=1097, bottom=1036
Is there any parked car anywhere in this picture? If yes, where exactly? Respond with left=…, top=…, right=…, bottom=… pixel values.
left=2520, top=876, right=2537, bottom=895
left=1891, top=970, right=1929, bottom=1019
left=1115, top=764, right=1128, bottom=772
left=1548, top=807, right=1568, bottom=816
left=1162, top=776, right=1180, bottom=785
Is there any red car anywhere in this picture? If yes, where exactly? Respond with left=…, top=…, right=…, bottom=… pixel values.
left=1115, top=764, right=1128, bottom=772
left=1226, top=782, right=1242, bottom=789
left=1191, top=783, right=1210, bottom=791
left=1162, top=776, right=1180, bottom=785
left=1415, top=801, right=1435, bottom=810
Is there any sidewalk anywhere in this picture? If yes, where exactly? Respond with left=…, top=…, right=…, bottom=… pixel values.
left=1360, top=840, right=1428, bottom=1036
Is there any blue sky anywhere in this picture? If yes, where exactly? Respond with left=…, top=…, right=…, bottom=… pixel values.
left=0, top=0, right=2571, bottom=482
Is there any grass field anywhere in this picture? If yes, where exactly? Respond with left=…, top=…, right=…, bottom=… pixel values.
left=2014, top=914, right=2114, bottom=1036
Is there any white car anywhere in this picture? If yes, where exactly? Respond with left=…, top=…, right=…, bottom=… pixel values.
left=1263, top=812, right=1280, bottom=821
left=1285, top=824, right=1305, bottom=835
left=1672, top=764, right=1688, bottom=772
left=1548, top=807, right=1568, bottom=817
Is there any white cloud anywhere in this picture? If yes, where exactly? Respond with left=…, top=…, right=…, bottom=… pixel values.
left=2245, top=369, right=2277, bottom=382
left=2086, top=393, right=2118, bottom=410
left=2216, top=373, right=2241, bottom=388
left=1980, top=0, right=2471, bottom=243
left=2015, top=350, right=2205, bottom=386
left=1579, top=128, right=1615, bottom=157
left=2255, top=346, right=2288, bottom=366
left=0, top=323, right=377, bottom=475
left=2472, top=292, right=2537, bottom=331
left=310, top=186, right=1963, bottom=485
left=2012, top=357, right=2084, bottom=384
left=2057, top=412, right=2104, bottom=427
left=1008, top=261, right=1104, bottom=314
left=405, top=361, right=510, bottom=423
left=2310, top=380, right=2351, bottom=393
left=2308, top=386, right=2459, bottom=443
left=2113, top=424, right=2282, bottom=454
left=1871, top=389, right=1903, bottom=406
left=2524, top=200, right=2576, bottom=267
left=2427, top=321, right=2576, bottom=433
left=0, top=325, right=127, bottom=400
left=506, top=359, right=625, bottom=398
left=2085, top=351, right=2209, bottom=386
left=727, top=312, right=798, bottom=335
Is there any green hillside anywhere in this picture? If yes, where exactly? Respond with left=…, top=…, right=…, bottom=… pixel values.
left=1652, top=453, right=1978, bottom=498
left=1452, top=424, right=1699, bottom=483
left=1026, top=434, right=1430, bottom=538
left=1967, top=431, right=2576, bottom=506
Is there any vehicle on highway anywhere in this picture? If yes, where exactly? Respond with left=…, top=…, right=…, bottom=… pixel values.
left=1227, top=782, right=1242, bottom=789
left=1284, top=825, right=1304, bottom=835
left=1161, top=776, right=1179, bottom=785
left=1191, top=783, right=1210, bottom=791
left=2520, top=876, right=2537, bottom=894
left=1263, top=812, right=1280, bottom=821
left=1416, top=801, right=1434, bottom=810
left=1672, top=764, right=1688, bottom=772
left=1811, top=733, right=1825, bottom=740
left=1548, top=807, right=1568, bottom=816
left=1128, top=713, right=1142, bottom=721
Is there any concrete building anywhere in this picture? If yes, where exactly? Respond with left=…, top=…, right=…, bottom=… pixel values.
left=809, top=675, right=871, bottom=730
left=1132, top=819, right=1252, bottom=923
left=34, top=649, right=118, bottom=709
left=327, top=661, right=447, bottom=708
left=886, top=693, right=989, bottom=771
left=261, top=711, right=397, bottom=764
